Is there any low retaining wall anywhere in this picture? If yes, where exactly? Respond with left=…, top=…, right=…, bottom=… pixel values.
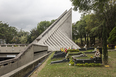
left=0, top=44, right=27, bottom=53
left=1, top=52, right=51, bottom=77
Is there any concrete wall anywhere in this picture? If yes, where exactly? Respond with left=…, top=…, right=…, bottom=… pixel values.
left=58, top=8, right=72, bottom=39
left=1, top=53, right=51, bottom=77
left=0, top=44, right=48, bottom=76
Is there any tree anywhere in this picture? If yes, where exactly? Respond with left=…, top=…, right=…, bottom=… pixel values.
left=76, top=20, right=86, bottom=46
left=20, top=35, right=27, bottom=44
left=0, top=21, right=18, bottom=43
left=11, top=36, right=19, bottom=44
left=108, top=26, right=116, bottom=44
left=70, top=0, right=116, bottom=64
left=29, top=28, right=39, bottom=43
left=72, top=22, right=80, bottom=43
left=84, top=14, right=103, bottom=45
left=37, top=21, right=51, bottom=35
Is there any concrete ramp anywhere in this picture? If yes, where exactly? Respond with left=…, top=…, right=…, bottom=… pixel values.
left=33, top=8, right=80, bottom=51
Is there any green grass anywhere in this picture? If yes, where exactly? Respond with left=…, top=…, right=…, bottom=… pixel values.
left=51, top=57, right=65, bottom=61
left=38, top=51, right=116, bottom=77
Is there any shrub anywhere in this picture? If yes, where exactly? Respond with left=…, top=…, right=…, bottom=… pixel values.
left=67, top=49, right=79, bottom=52
left=76, top=63, right=102, bottom=67
left=88, top=63, right=91, bottom=67
left=85, top=63, right=88, bottom=66
left=91, top=63, right=95, bottom=67
left=79, top=64, right=83, bottom=66
left=95, top=63, right=102, bottom=66
left=76, top=63, right=83, bottom=67
left=69, top=59, right=74, bottom=66
left=76, top=63, right=80, bottom=66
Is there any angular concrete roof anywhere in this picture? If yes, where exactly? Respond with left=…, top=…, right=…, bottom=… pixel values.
left=33, top=8, right=80, bottom=51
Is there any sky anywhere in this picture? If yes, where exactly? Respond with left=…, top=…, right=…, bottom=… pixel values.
left=0, top=0, right=82, bottom=32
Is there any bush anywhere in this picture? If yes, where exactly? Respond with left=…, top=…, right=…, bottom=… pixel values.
left=69, top=59, right=74, bottom=66
left=76, top=63, right=80, bottom=66
left=88, top=63, right=91, bottom=67
left=76, top=63, right=102, bottom=67
left=91, top=63, right=95, bottom=67
left=85, top=63, right=89, bottom=67
left=67, top=49, right=79, bottom=52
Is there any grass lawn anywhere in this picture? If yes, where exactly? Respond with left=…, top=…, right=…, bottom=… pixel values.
left=38, top=51, right=116, bottom=77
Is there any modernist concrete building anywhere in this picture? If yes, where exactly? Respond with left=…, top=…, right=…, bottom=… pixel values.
left=0, top=8, right=80, bottom=76
left=33, top=8, right=80, bottom=51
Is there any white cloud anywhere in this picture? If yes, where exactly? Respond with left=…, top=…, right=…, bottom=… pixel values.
left=0, top=0, right=81, bottom=32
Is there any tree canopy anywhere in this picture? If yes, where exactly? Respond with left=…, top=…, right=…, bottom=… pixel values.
left=0, top=21, right=17, bottom=43
left=0, top=20, right=55, bottom=44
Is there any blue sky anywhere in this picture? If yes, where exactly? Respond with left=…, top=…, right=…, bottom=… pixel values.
left=0, top=0, right=81, bottom=32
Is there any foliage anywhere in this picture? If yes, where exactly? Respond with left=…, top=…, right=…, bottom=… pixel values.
left=37, top=21, right=51, bottom=35
left=11, top=36, right=19, bottom=44
left=72, top=23, right=79, bottom=42
left=70, top=0, right=116, bottom=64
left=29, top=28, right=39, bottom=43
left=19, top=35, right=28, bottom=44
left=0, top=21, right=18, bottom=43
left=76, top=20, right=86, bottom=45
left=76, top=63, right=102, bottom=67
left=108, top=26, right=116, bottom=44
left=69, top=59, right=74, bottom=66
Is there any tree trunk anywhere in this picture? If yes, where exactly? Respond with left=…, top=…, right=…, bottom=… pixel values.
left=84, top=34, right=86, bottom=44
left=80, top=35, right=83, bottom=46
left=93, top=36, right=95, bottom=45
left=102, top=21, right=108, bottom=64
left=90, top=37, right=92, bottom=47
left=87, top=34, right=89, bottom=47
